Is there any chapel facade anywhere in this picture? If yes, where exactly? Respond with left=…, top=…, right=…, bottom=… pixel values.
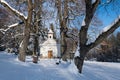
left=40, top=29, right=60, bottom=58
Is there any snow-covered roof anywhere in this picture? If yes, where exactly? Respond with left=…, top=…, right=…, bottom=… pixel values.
left=48, top=29, right=53, bottom=34
left=42, top=39, right=57, bottom=46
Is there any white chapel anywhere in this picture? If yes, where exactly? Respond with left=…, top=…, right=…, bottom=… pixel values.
left=40, top=29, right=60, bottom=58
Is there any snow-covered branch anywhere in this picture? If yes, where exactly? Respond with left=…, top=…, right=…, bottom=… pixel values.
left=88, top=15, right=120, bottom=49
left=0, top=0, right=27, bottom=21
left=14, top=33, right=24, bottom=38
left=0, top=22, right=24, bottom=34
left=102, top=16, right=120, bottom=32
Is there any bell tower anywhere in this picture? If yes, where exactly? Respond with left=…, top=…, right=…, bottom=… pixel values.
left=48, top=29, right=53, bottom=39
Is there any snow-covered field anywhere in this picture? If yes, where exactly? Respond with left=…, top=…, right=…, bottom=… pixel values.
left=0, top=51, right=120, bottom=80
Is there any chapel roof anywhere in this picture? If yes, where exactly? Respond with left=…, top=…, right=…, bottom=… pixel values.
left=48, top=29, right=53, bottom=34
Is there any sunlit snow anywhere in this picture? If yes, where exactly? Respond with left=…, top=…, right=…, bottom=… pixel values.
left=0, top=51, right=120, bottom=80
left=92, top=0, right=96, bottom=4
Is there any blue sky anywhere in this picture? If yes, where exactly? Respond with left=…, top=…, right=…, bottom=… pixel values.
left=97, top=0, right=120, bottom=32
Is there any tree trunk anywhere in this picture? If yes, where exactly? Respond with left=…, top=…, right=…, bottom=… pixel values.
left=32, top=0, right=42, bottom=56
left=56, top=0, right=68, bottom=61
left=61, top=0, right=68, bottom=61
left=74, top=56, right=85, bottom=73
left=18, top=23, right=30, bottom=62
left=74, top=45, right=89, bottom=73
left=33, top=35, right=39, bottom=56
left=61, top=38, right=67, bottom=61
left=61, top=33, right=67, bottom=61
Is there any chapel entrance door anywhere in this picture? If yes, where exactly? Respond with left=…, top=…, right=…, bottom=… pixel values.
left=48, top=50, right=53, bottom=58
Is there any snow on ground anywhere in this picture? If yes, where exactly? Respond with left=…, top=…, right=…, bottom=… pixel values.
left=0, top=51, right=120, bottom=80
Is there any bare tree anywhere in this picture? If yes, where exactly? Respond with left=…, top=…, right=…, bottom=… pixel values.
left=32, top=0, right=42, bottom=57
left=55, top=0, right=68, bottom=61
left=56, top=0, right=80, bottom=61
left=0, top=0, right=33, bottom=62
left=74, top=0, right=120, bottom=73
left=55, top=0, right=86, bottom=61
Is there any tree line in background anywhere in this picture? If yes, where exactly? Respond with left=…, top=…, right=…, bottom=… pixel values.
left=0, top=0, right=120, bottom=73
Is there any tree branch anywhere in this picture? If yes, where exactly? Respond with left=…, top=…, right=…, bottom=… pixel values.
left=27, top=0, right=33, bottom=24
left=79, top=0, right=100, bottom=46
left=0, top=0, right=27, bottom=21
left=92, top=0, right=100, bottom=14
left=88, top=16, right=120, bottom=49
left=0, top=22, right=24, bottom=34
